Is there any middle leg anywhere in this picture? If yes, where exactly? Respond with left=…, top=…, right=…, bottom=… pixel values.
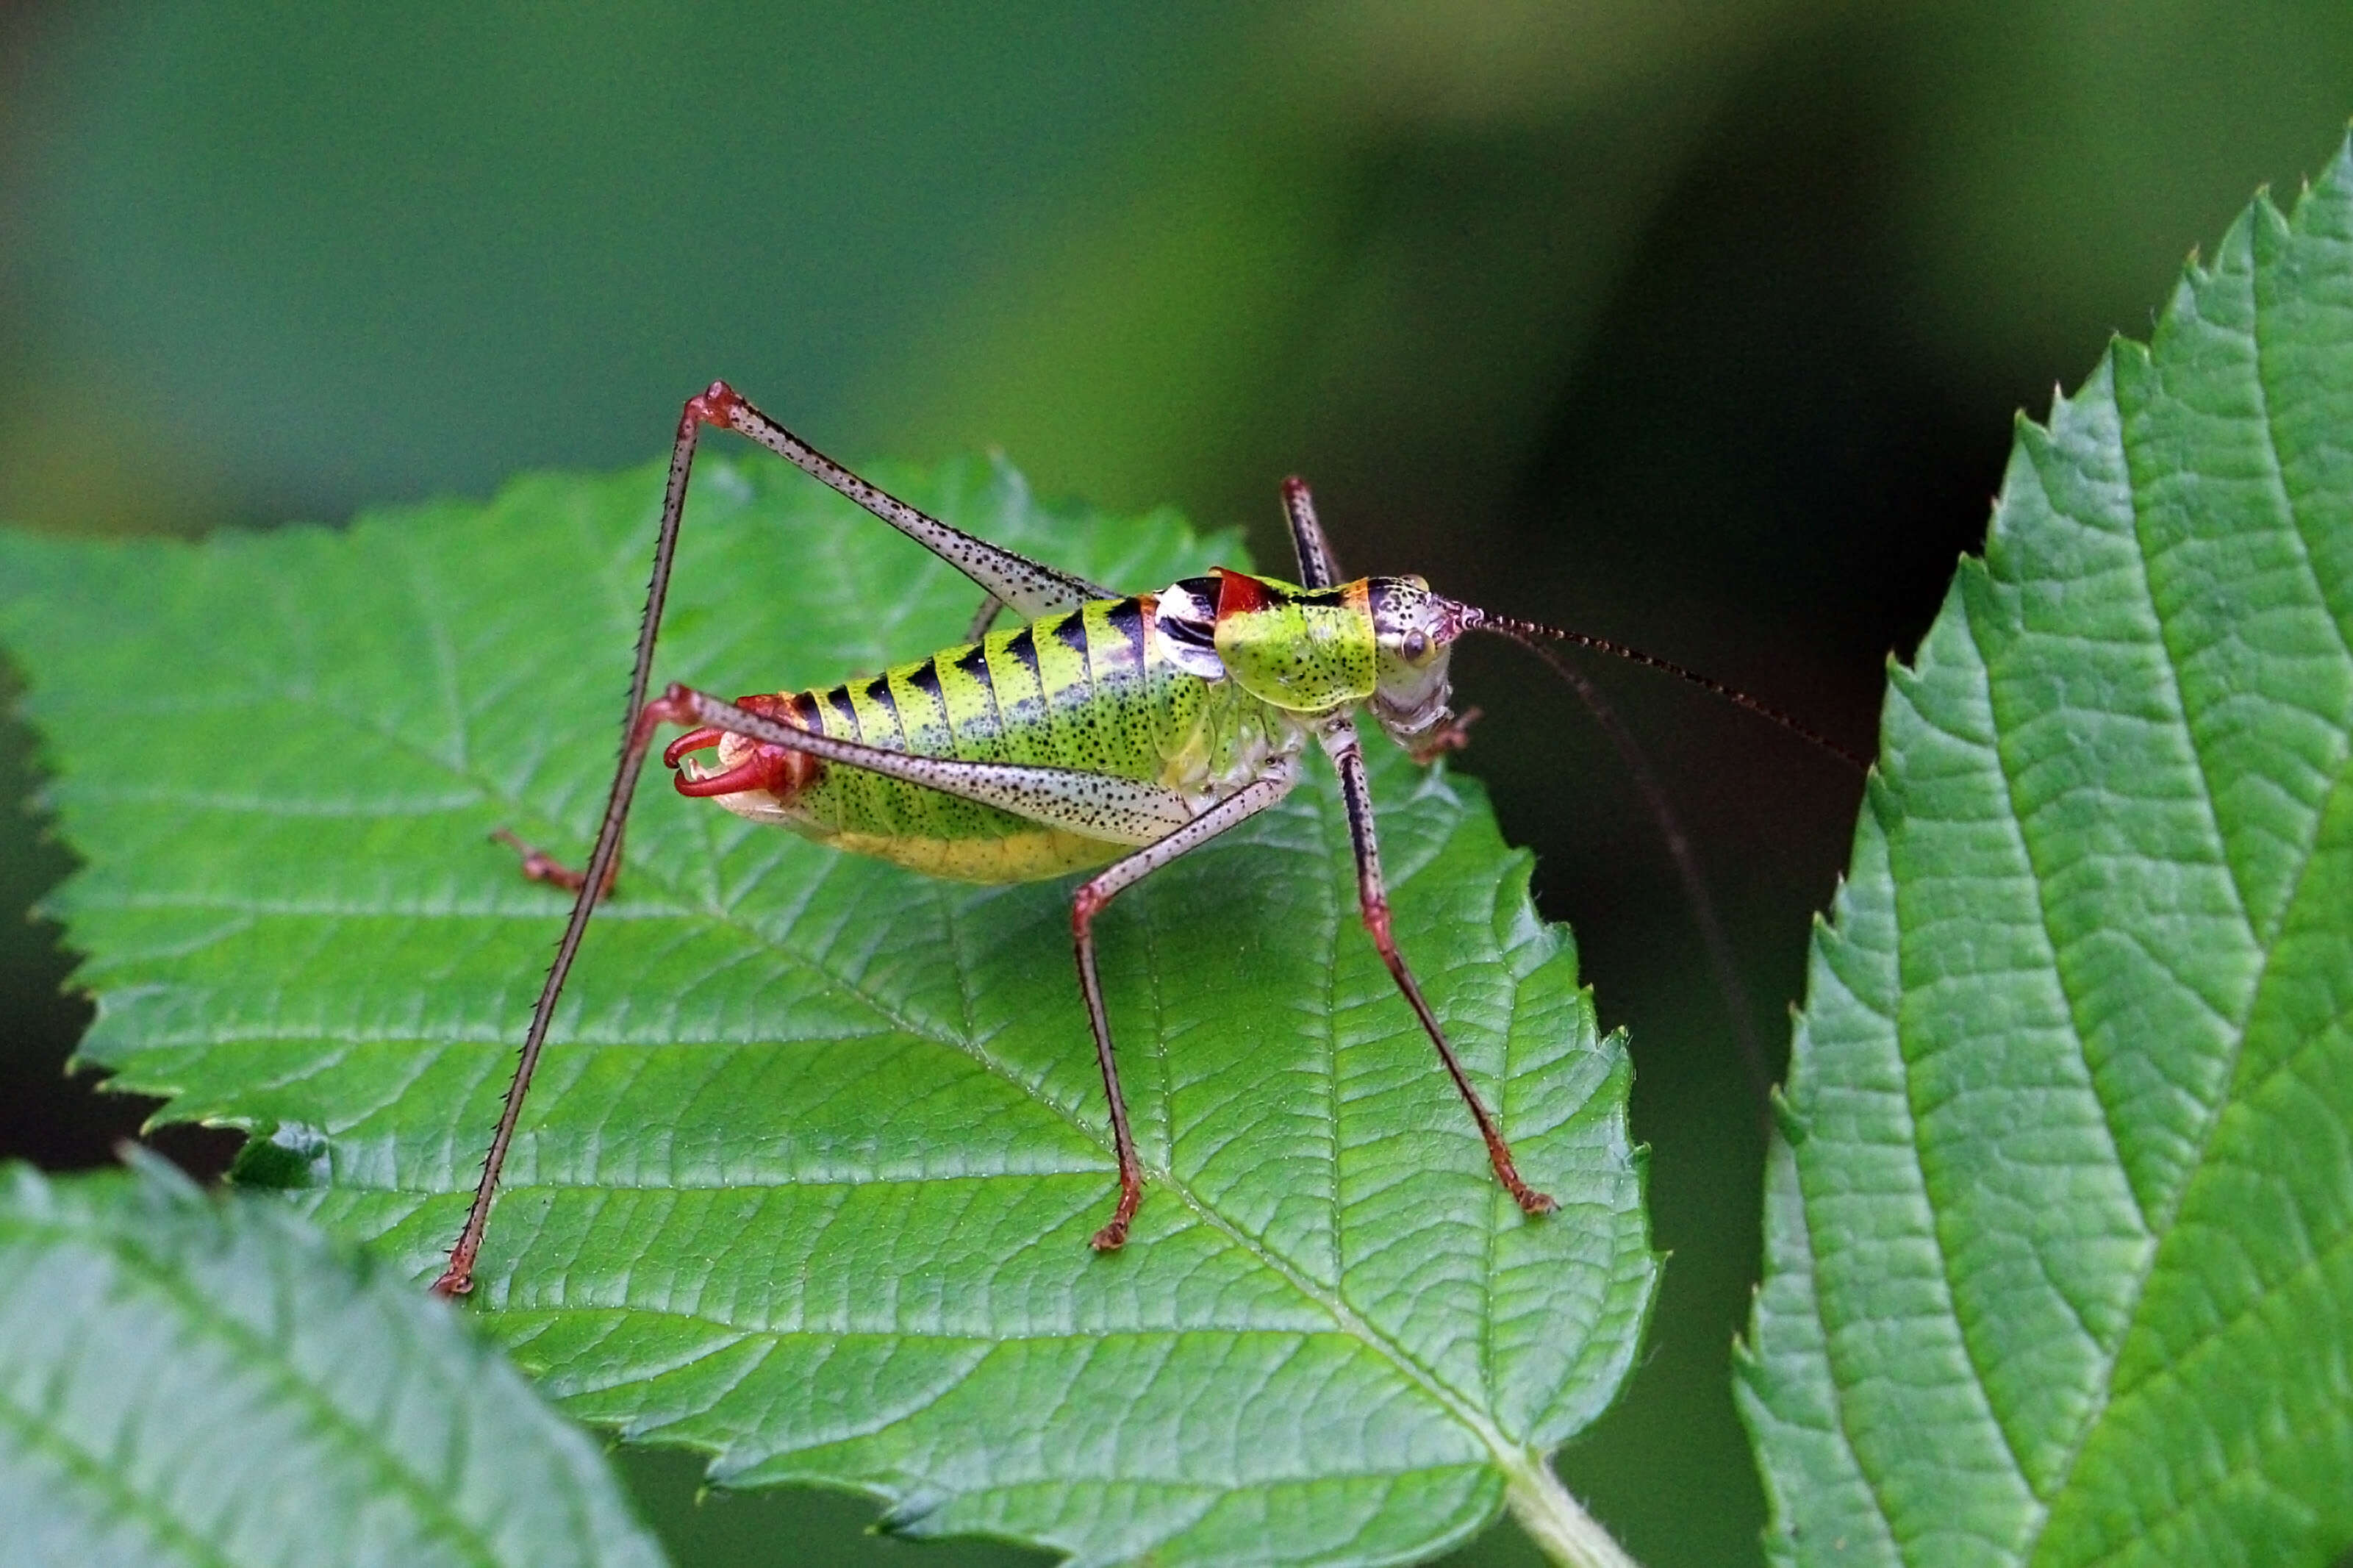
left=1069, top=760, right=1300, bottom=1249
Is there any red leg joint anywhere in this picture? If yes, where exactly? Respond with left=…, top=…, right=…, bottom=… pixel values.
left=686, top=380, right=747, bottom=430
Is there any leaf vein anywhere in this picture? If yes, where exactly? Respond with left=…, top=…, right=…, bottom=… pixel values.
left=10, top=1217, right=507, bottom=1567
left=0, top=1365, right=238, bottom=1568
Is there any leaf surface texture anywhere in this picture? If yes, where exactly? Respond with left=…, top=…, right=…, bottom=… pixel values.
left=0, top=455, right=1655, bottom=1566
left=1739, top=141, right=2353, bottom=1567
left=0, top=1159, right=666, bottom=1568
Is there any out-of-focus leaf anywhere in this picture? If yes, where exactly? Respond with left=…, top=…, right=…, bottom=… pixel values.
left=1739, top=139, right=2353, bottom=1565
left=0, top=453, right=1655, bottom=1566
left=0, top=1156, right=666, bottom=1568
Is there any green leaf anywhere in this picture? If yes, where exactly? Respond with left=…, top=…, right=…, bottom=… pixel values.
left=0, top=454, right=1656, bottom=1566
left=1738, top=140, right=2353, bottom=1564
left=0, top=1154, right=666, bottom=1567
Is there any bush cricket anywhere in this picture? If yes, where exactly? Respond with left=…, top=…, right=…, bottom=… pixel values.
left=434, top=382, right=1858, bottom=1297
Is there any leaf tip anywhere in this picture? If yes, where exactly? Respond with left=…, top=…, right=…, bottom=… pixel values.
left=874, top=1488, right=950, bottom=1538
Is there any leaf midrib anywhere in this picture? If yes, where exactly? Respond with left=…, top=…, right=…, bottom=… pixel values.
left=0, top=1363, right=237, bottom=1568
left=2021, top=292, right=2353, bottom=1564
left=1944, top=265, right=2353, bottom=1564
left=6, top=1214, right=507, bottom=1568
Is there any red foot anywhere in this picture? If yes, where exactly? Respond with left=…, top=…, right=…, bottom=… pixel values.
left=492, top=827, right=606, bottom=895
left=1090, top=1175, right=1140, bottom=1251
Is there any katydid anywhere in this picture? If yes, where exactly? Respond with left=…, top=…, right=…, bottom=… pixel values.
left=433, top=382, right=1857, bottom=1297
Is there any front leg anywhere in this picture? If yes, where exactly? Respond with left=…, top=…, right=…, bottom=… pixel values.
left=1316, top=717, right=1555, bottom=1216
left=1067, top=761, right=1300, bottom=1248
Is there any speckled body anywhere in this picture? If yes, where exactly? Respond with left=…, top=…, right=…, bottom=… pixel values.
left=703, top=593, right=1300, bottom=881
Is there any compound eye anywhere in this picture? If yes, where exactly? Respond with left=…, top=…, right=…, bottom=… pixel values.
left=1401, top=630, right=1429, bottom=662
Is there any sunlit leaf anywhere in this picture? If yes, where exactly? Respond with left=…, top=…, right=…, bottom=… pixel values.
left=1739, top=140, right=2353, bottom=1567
left=0, top=453, right=1655, bottom=1566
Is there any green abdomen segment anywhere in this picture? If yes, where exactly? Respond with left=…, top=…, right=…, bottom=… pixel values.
left=759, top=596, right=1278, bottom=882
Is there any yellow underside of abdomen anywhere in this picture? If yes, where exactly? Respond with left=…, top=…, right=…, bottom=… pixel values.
left=810, top=823, right=1125, bottom=884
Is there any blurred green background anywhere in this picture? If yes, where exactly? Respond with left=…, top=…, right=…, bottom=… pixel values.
left=4, top=4, right=2349, bottom=1564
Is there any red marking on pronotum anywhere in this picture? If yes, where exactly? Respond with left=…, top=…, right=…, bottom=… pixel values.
left=1211, top=566, right=1273, bottom=620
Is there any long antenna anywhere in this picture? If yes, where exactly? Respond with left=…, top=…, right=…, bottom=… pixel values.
left=1461, top=611, right=1867, bottom=1114
left=1462, top=610, right=1870, bottom=773
left=1472, top=623, right=1772, bottom=1102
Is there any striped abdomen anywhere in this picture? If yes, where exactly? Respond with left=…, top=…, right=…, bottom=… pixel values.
left=703, top=595, right=1287, bottom=882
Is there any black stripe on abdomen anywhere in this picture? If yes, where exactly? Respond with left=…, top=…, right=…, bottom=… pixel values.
left=824, top=686, right=859, bottom=739
left=1001, top=626, right=1040, bottom=681
left=994, top=625, right=1047, bottom=725
left=862, top=674, right=900, bottom=726
left=903, top=656, right=948, bottom=732
left=1103, top=598, right=1146, bottom=675
left=953, top=642, right=1000, bottom=727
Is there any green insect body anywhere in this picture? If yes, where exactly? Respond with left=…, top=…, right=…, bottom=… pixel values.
left=686, top=586, right=1295, bottom=883
left=676, top=568, right=1425, bottom=887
